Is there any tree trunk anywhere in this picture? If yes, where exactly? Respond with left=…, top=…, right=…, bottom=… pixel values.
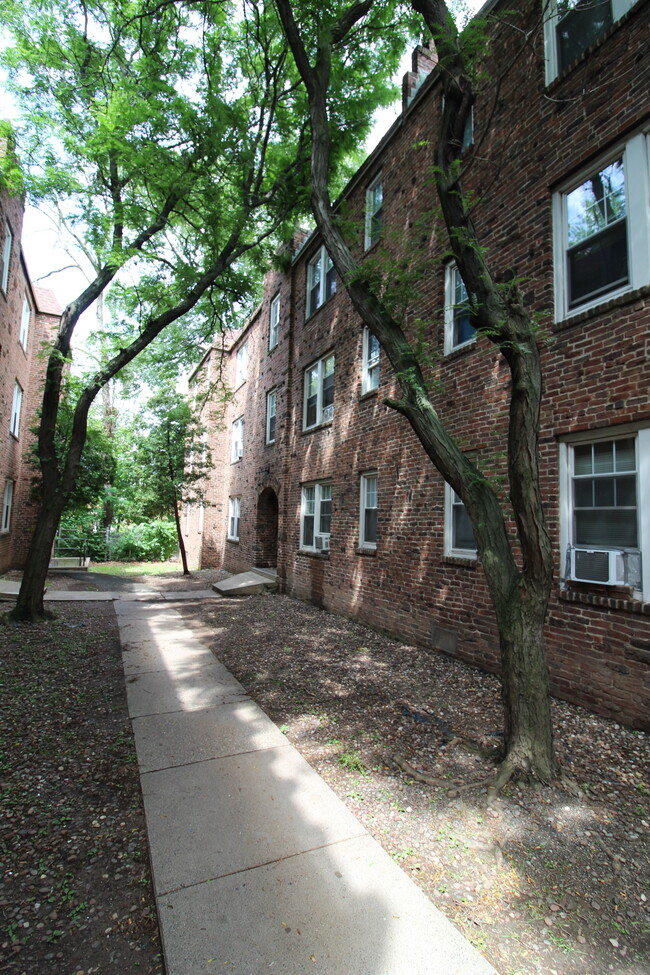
left=173, top=501, right=189, bottom=575
left=10, top=494, right=68, bottom=621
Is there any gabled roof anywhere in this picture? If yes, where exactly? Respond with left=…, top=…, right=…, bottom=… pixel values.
left=32, top=286, right=62, bottom=316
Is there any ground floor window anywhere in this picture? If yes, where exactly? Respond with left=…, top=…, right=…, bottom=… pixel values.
left=2, top=480, right=14, bottom=533
left=301, top=482, right=331, bottom=551
left=359, top=473, right=377, bottom=549
left=560, top=428, right=648, bottom=597
left=444, top=483, right=477, bottom=557
left=228, top=497, right=241, bottom=541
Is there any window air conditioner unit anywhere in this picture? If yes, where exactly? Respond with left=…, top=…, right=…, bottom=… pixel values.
left=321, top=404, right=334, bottom=422
left=569, top=547, right=626, bottom=586
left=315, top=534, right=330, bottom=552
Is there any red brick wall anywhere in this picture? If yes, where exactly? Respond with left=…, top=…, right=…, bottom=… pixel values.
left=192, top=0, right=650, bottom=729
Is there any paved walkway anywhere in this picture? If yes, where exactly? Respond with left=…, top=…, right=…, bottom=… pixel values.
left=2, top=581, right=497, bottom=974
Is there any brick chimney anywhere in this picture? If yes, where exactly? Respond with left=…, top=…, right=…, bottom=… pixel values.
left=402, top=39, right=438, bottom=112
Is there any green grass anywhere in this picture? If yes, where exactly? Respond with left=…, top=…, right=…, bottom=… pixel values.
left=89, top=562, right=182, bottom=577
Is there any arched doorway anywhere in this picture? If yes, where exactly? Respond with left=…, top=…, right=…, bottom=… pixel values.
left=255, top=487, right=278, bottom=568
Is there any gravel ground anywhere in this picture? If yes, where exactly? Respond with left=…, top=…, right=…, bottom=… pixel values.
left=2, top=567, right=649, bottom=975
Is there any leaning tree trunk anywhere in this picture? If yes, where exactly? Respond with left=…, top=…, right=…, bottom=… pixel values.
left=10, top=492, right=69, bottom=621
left=172, top=499, right=190, bottom=575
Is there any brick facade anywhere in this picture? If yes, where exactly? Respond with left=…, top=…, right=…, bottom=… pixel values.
left=0, top=183, right=61, bottom=573
left=187, top=0, right=650, bottom=730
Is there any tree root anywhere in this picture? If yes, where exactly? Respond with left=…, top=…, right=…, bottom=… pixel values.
left=388, top=753, right=490, bottom=794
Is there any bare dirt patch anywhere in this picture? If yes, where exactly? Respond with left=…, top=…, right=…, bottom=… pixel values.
left=170, top=590, right=650, bottom=975
left=0, top=599, right=162, bottom=975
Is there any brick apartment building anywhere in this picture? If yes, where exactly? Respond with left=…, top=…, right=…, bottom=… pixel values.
left=186, top=0, right=650, bottom=730
left=1, top=179, right=62, bottom=573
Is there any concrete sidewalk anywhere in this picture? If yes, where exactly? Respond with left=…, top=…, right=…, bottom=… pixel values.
left=115, top=596, right=497, bottom=975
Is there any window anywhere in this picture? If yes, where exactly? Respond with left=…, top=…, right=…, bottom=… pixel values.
left=231, top=416, right=244, bottom=462
left=228, top=497, right=241, bottom=541
left=198, top=500, right=205, bottom=534
left=266, top=389, right=277, bottom=444
left=10, top=382, right=22, bottom=437
left=235, top=340, right=248, bottom=386
left=2, top=480, right=14, bottom=533
left=445, top=484, right=477, bottom=557
left=359, top=473, right=378, bottom=549
left=304, top=354, right=335, bottom=429
left=301, top=482, right=332, bottom=551
left=560, top=429, right=649, bottom=597
left=0, top=221, right=12, bottom=293
left=306, top=245, right=336, bottom=317
left=553, top=133, right=650, bottom=319
left=444, top=263, right=475, bottom=353
left=269, top=293, right=280, bottom=350
left=362, top=328, right=380, bottom=394
left=365, top=175, right=383, bottom=249
left=20, top=295, right=31, bottom=350
left=544, top=0, right=636, bottom=82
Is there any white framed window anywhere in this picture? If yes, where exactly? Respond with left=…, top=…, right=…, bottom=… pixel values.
left=269, top=293, right=280, bottom=350
left=444, top=484, right=477, bottom=558
left=228, top=497, right=241, bottom=541
left=543, top=0, right=636, bottom=84
left=559, top=426, right=649, bottom=599
left=20, top=294, right=31, bottom=350
left=362, top=327, right=380, bottom=394
left=306, top=245, right=336, bottom=317
left=231, top=416, right=244, bottom=462
left=359, top=473, right=378, bottom=550
left=304, top=354, right=335, bottom=430
left=266, top=389, right=277, bottom=444
left=235, top=339, right=249, bottom=387
left=444, top=263, right=475, bottom=353
left=2, top=480, right=14, bottom=533
left=0, top=221, right=12, bottom=293
left=300, top=482, right=332, bottom=552
left=198, top=500, right=205, bottom=534
left=10, top=382, right=22, bottom=438
left=553, top=132, right=650, bottom=320
left=365, top=174, right=383, bottom=250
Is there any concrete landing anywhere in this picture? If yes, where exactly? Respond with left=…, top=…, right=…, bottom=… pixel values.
left=212, top=568, right=277, bottom=597
left=115, top=597, right=497, bottom=975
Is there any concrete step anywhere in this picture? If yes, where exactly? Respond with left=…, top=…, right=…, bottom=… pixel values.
left=212, top=569, right=277, bottom=597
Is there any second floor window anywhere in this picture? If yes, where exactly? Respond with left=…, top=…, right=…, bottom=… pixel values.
left=444, top=263, right=475, bottom=353
left=544, top=0, right=636, bottom=82
left=10, top=382, right=22, bottom=438
left=1, top=221, right=12, bottom=293
left=307, top=245, right=336, bottom=317
left=362, top=327, right=380, bottom=393
left=20, top=295, right=31, bottom=350
left=266, top=389, right=277, bottom=444
left=269, top=293, right=280, bottom=350
left=304, top=354, right=334, bottom=430
left=231, top=416, right=244, bottom=462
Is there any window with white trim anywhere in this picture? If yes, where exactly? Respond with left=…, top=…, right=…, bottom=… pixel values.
left=365, top=174, right=383, bottom=249
left=553, top=132, right=650, bottom=320
left=228, top=497, right=241, bottom=541
left=10, top=382, right=22, bottom=437
left=2, top=480, right=14, bottom=533
left=304, top=354, right=335, bottom=429
left=0, top=221, right=12, bottom=294
left=266, top=389, right=277, bottom=444
left=543, top=0, right=636, bottom=83
left=444, top=484, right=477, bottom=557
left=560, top=428, right=649, bottom=599
left=235, top=340, right=248, bottom=386
left=359, top=473, right=378, bottom=549
left=362, top=327, right=380, bottom=394
left=198, top=500, right=205, bottom=534
left=444, top=263, right=475, bottom=353
left=269, top=293, right=280, bottom=350
left=300, top=482, right=332, bottom=551
left=231, top=416, right=244, bottom=462
left=20, top=294, right=31, bottom=350
left=306, top=245, right=336, bottom=317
